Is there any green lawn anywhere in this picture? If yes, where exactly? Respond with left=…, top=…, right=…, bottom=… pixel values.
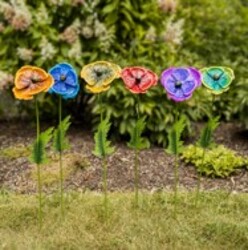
left=0, top=191, right=247, bottom=250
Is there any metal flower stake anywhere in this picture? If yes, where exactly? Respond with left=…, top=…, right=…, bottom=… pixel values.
left=121, top=66, right=157, bottom=207
left=81, top=61, right=121, bottom=218
left=194, top=66, right=235, bottom=205
left=160, top=67, right=201, bottom=215
left=48, top=63, right=80, bottom=217
left=12, top=66, right=54, bottom=229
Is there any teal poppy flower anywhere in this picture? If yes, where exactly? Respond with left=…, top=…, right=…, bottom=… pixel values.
left=200, top=66, right=234, bottom=95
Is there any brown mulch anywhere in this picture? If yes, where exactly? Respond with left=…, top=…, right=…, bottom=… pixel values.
left=0, top=121, right=247, bottom=194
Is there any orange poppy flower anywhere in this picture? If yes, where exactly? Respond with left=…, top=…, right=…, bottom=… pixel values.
left=13, top=66, right=54, bottom=100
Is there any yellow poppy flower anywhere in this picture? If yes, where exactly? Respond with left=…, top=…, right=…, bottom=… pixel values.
left=81, top=61, right=121, bottom=93
left=13, top=65, right=54, bottom=100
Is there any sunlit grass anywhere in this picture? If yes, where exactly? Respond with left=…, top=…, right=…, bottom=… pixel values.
left=0, top=191, right=247, bottom=250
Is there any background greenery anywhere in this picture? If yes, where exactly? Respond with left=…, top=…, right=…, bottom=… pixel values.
left=0, top=0, right=247, bottom=145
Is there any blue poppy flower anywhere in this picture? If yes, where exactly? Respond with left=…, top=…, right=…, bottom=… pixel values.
left=49, top=63, right=80, bottom=99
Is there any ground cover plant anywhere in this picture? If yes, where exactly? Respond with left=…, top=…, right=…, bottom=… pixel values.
left=182, top=145, right=248, bottom=177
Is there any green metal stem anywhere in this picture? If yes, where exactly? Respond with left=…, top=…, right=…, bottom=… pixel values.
left=99, top=93, right=108, bottom=218
left=134, top=95, right=140, bottom=207
left=35, top=98, right=42, bottom=229
left=103, top=156, right=108, bottom=218
left=195, top=148, right=205, bottom=206
left=173, top=104, right=180, bottom=217
left=59, top=96, right=64, bottom=218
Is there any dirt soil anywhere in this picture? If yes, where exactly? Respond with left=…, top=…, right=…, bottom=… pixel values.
left=0, top=121, right=247, bottom=194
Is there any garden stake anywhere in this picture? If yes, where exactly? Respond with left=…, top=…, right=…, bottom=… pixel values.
left=120, top=66, right=157, bottom=208
left=81, top=62, right=119, bottom=221
left=48, top=63, right=80, bottom=218
left=12, top=66, right=55, bottom=230
left=160, top=67, right=201, bottom=215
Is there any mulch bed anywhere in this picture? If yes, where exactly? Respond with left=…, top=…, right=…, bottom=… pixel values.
left=0, top=121, right=247, bottom=193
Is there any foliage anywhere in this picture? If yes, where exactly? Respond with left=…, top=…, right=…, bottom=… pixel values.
left=53, top=115, right=71, bottom=152
left=93, top=118, right=115, bottom=158
left=127, top=118, right=150, bottom=150
left=166, top=116, right=187, bottom=155
left=0, top=0, right=248, bottom=143
left=236, top=78, right=248, bottom=129
left=198, top=117, right=219, bottom=149
left=182, top=145, right=248, bottom=177
left=0, top=192, right=248, bottom=249
left=178, top=0, right=248, bottom=126
left=30, top=127, right=53, bottom=165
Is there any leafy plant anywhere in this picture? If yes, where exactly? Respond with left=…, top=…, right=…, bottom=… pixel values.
left=182, top=145, right=248, bottom=178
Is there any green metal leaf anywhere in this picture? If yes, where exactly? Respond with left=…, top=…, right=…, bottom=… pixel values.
left=127, top=118, right=150, bottom=150
left=93, top=118, right=115, bottom=158
left=198, top=116, right=219, bottom=149
left=30, top=127, right=54, bottom=165
left=53, top=115, right=71, bottom=152
left=166, top=116, right=187, bottom=155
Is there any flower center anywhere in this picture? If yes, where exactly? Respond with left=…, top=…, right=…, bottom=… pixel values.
left=175, top=81, right=182, bottom=88
left=96, top=71, right=102, bottom=78
left=31, top=77, right=40, bottom=84
left=213, top=74, right=220, bottom=81
left=93, top=68, right=104, bottom=78
left=135, top=77, right=142, bottom=85
left=60, top=74, right=66, bottom=81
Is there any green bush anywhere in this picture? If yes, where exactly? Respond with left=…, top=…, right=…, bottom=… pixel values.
left=178, top=0, right=248, bottom=124
left=0, top=0, right=248, bottom=144
left=182, top=145, right=248, bottom=177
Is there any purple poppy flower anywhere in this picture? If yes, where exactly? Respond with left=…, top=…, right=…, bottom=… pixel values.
left=160, top=67, right=201, bottom=102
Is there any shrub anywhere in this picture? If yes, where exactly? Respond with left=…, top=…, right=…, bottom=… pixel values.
left=182, top=145, right=248, bottom=177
